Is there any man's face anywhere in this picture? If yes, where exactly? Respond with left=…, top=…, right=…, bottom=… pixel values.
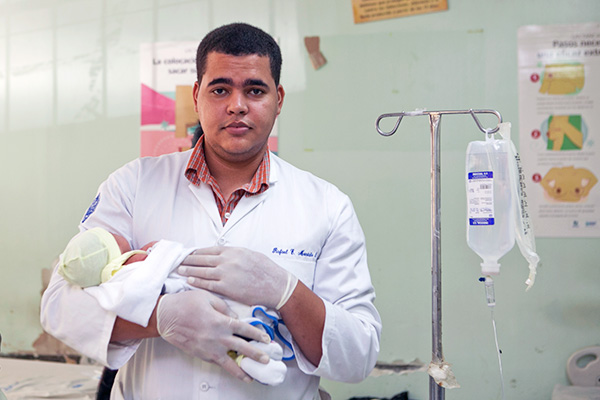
left=193, top=52, right=284, bottom=166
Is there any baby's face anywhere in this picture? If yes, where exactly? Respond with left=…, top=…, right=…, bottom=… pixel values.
left=126, top=241, right=157, bottom=264
left=111, top=234, right=132, bottom=254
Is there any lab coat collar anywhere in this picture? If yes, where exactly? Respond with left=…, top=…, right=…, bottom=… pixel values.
left=268, top=150, right=279, bottom=186
left=187, top=151, right=279, bottom=236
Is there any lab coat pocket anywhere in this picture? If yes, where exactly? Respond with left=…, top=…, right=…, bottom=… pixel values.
left=272, top=257, right=317, bottom=291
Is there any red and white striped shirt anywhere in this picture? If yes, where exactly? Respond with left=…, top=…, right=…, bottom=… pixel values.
left=185, top=136, right=270, bottom=225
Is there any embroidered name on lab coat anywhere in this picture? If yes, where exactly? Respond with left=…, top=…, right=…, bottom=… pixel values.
left=272, top=247, right=316, bottom=260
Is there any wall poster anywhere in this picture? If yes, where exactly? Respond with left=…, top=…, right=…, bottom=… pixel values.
left=351, top=0, right=447, bottom=24
left=518, top=23, right=600, bottom=237
left=140, top=42, right=197, bottom=157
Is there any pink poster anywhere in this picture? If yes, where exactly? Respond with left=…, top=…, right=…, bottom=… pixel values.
left=140, top=42, right=197, bottom=157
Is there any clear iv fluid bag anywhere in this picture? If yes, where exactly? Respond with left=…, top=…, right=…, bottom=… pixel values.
left=466, top=135, right=515, bottom=275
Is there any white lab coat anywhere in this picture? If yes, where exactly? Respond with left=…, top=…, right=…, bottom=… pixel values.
left=41, top=150, right=382, bottom=400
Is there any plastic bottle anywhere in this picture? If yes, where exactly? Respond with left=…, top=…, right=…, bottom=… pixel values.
left=466, top=130, right=515, bottom=275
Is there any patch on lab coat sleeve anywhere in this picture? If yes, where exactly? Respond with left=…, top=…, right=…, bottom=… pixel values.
left=81, top=194, right=100, bottom=223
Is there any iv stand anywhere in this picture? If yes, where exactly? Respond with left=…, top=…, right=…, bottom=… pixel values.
left=375, top=109, right=502, bottom=400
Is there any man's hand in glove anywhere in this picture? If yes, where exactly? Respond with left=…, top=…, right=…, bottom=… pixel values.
left=156, top=289, right=272, bottom=382
left=178, top=246, right=298, bottom=310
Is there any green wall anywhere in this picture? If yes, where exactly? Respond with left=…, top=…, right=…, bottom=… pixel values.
left=1, top=1, right=599, bottom=399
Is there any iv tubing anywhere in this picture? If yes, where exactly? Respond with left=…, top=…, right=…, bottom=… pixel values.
left=481, top=276, right=505, bottom=400
left=490, top=308, right=505, bottom=400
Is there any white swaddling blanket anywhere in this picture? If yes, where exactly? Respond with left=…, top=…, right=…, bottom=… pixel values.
left=84, top=240, right=195, bottom=327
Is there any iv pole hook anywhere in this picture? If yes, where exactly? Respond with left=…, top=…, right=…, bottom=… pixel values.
left=376, top=109, right=502, bottom=137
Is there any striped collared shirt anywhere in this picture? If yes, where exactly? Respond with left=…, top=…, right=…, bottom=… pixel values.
left=184, top=136, right=270, bottom=225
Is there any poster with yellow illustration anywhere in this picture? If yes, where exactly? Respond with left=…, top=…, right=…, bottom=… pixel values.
left=540, top=166, right=597, bottom=203
left=543, top=115, right=585, bottom=151
left=538, top=63, right=585, bottom=95
left=518, top=23, right=600, bottom=237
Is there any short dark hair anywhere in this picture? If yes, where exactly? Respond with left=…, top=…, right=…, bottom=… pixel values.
left=196, top=23, right=282, bottom=86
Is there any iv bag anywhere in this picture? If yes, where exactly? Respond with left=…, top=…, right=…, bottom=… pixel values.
left=466, top=122, right=540, bottom=288
left=466, top=127, right=515, bottom=275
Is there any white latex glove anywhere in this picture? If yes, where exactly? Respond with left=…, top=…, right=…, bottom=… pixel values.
left=156, top=289, right=272, bottom=382
left=239, top=341, right=287, bottom=386
left=179, top=246, right=298, bottom=310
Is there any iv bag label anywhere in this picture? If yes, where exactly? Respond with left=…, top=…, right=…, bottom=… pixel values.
left=467, top=171, right=494, bottom=225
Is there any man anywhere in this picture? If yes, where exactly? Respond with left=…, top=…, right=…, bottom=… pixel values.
left=41, top=23, right=381, bottom=399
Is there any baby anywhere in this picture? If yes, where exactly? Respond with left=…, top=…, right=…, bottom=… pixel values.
left=57, top=227, right=287, bottom=386
left=57, top=227, right=152, bottom=288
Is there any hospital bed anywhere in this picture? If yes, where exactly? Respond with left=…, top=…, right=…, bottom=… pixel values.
left=0, top=356, right=101, bottom=400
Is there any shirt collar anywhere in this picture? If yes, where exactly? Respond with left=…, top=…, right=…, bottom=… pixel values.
left=185, top=135, right=270, bottom=195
